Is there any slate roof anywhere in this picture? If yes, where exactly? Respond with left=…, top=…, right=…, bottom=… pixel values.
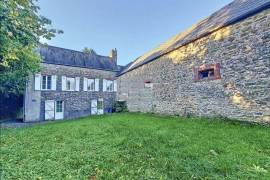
left=39, top=45, right=119, bottom=72
left=119, top=0, right=270, bottom=76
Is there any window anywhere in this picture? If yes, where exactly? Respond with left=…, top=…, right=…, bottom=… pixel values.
left=106, top=80, right=114, bottom=92
left=103, top=79, right=116, bottom=92
left=144, top=80, right=153, bottom=88
left=194, top=63, right=221, bottom=82
left=84, top=78, right=99, bottom=92
left=42, top=75, right=52, bottom=90
left=97, top=100, right=103, bottom=110
left=199, top=69, right=215, bottom=79
left=87, top=79, right=95, bottom=91
left=66, top=77, right=75, bottom=91
left=56, top=101, right=63, bottom=113
left=35, top=74, right=56, bottom=91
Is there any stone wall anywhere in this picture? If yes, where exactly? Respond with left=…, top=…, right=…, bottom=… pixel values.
left=117, top=9, right=270, bottom=123
left=25, top=63, right=117, bottom=122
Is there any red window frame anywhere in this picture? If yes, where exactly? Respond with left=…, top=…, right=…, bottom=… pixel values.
left=144, top=80, right=151, bottom=84
left=193, top=63, right=221, bottom=82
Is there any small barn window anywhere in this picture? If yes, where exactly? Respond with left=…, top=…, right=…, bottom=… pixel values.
left=144, top=81, right=153, bottom=88
left=199, top=68, right=215, bottom=79
left=194, top=63, right=221, bottom=82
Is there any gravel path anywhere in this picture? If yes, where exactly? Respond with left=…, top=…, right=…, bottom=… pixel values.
left=0, top=119, right=50, bottom=128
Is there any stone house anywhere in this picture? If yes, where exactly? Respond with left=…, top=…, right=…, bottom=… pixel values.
left=24, top=45, right=119, bottom=122
left=117, top=0, right=270, bottom=123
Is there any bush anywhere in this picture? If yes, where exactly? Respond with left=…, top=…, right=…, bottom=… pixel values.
left=114, top=101, right=128, bottom=113
left=0, top=93, right=23, bottom=120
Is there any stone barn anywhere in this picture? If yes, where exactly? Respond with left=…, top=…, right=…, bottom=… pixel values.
left=117, top=0, right=270, bottom=123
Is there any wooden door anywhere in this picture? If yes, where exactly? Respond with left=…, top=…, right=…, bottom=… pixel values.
left=45, top=100, right=55, bottom=120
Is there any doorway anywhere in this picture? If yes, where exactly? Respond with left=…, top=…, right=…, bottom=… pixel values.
left=45, top=100, right=64, bottom=120
left=91, top=98, right=104, bottom=115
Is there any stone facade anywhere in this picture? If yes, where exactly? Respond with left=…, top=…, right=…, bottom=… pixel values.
left=24, top=63, right=117, bottom=122
left=117, top=9, right=270, bottom=123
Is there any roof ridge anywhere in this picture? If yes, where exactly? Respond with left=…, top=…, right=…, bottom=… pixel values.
left=39, top=45, right=119, bottom=72
left=40, top=44, right=108, bottom=58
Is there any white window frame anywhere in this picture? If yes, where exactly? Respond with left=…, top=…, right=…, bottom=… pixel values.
left=87, top=79, right=95, bottom=91
left=56, top=101, right=63, bottom=113
left=66, top=77, right=76, bottom=91
left=41, top=75, right=52, bottom=90
left=84, top=78, right=99, bottom=92
left=106, top=80, right=114, bottom=92
left=113, top=80, right=117, bottom=92
left=97, top=98, right=104, bottom=115
left=55, top=101, right=64, bottom=120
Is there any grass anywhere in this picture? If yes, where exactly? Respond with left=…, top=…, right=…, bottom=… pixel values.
left=1, top=113, right=270, bottom=179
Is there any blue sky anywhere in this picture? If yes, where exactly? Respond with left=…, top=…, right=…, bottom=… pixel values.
left=39, top=0, right=232, bottom=65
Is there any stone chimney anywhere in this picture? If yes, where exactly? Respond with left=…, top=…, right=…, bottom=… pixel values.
left=109, top=48, right=117, bottom=65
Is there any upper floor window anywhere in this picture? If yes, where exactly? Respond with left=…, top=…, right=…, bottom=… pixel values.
left=62, top=76, right=80, bottom=91
left=103, top=79, right=117, bottom=92
left=83, top=78, right=99, bottom=92
left=193, top=63, right=221, bottom=82
left=88, top=79, right=95, bottom=91
left=42, top=75, right=52, bottom=90
left=34, top=74, right=56, bottom=91
left=107, top=80, right=114, bottom=92
left=66, top=77, right=76, bottom=91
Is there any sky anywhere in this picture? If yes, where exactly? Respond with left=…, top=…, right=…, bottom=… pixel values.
left=38, top=0, right=232, bottom=65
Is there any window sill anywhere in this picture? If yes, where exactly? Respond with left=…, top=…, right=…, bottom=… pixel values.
left=40, top=89, right=55, bottom=91
left=64, top=90, right=77, bottom=92
left=195, top=76, right=221, bottom=82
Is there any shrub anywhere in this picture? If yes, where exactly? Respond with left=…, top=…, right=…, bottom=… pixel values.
left=0, top=93, right=23, bottom=120
left=114, top=101, right=128, bottom=113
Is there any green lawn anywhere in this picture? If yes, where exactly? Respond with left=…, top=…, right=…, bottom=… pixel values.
left=1, top=113, right=270, bottom=179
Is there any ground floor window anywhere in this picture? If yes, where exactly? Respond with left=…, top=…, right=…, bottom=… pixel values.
left=56, top=101, right=63, bottom=113
left=45, top=100, right=64, bottom=120
left=91, top=98, right=104, bottom=115
left=97, top=99, right=104, bottom=110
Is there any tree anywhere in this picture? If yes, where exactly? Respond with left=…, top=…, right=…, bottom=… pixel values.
left=0, top=0, right=63, bottom=96
left=0, top=0, right=63, bottom=119
left=82, top=47, right=95, bottom=55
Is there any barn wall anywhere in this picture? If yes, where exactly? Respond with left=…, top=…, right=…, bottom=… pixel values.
left=117, top=9, right=270, bottom=123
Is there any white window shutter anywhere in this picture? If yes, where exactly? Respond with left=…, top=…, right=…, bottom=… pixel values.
left=52, top=75, right=57, bottom=90
left=34, top=74, right=41, bottom=90
left=83, top=78, right=88, bottom=91
left=62, top=76, right=66, bottom=91
left=75, top=77, right=80, bottom=91
left=95, top=79, right=99, bottom=92
left=103, top=79, right=107, bottom=92
left=114, top=80, right=117, bottom=92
